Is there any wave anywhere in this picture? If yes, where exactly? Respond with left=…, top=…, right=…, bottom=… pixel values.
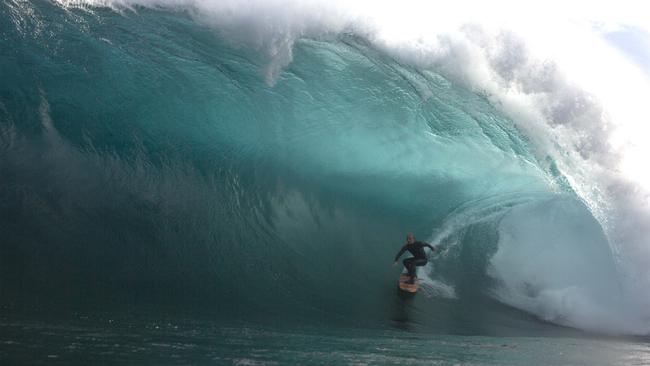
left=2, top=0, right=650, bottom=335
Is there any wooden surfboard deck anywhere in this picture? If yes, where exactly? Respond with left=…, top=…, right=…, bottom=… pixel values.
left=398, top=274, right=419, bottom=293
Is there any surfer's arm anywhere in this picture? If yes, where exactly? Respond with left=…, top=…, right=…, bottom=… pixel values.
left=393, top=245, right=407, bottom=262
left=425, top=243, right=435, bottom=252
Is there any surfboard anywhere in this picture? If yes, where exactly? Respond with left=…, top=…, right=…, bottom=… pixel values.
left=398, top=274, right=418, bottom=293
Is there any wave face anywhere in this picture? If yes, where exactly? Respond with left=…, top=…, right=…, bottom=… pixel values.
left=0, top=1, right=645, bottom=334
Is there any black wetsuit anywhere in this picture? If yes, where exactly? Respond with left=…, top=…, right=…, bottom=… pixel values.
left=394, top=241, right=435, bottom=279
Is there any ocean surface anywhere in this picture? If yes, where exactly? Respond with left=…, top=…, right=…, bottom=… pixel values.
left=2, top=0, right=650, bottom=364
left=3, top=314, right=650, bottom=366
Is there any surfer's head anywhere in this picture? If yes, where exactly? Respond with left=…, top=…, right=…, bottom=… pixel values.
left=406, top=233, right=415, bottom=244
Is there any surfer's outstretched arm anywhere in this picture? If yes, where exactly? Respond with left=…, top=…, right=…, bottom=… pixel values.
left=393, top=245, right=407, bottom=262
left=425, top=243, right=436, bottom=252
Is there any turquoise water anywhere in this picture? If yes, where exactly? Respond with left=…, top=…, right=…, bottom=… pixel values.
left=0, top=0, right=644, bottom=363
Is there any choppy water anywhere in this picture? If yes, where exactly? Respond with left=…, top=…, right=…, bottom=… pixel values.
left=2, top=315, right=650, bottom=366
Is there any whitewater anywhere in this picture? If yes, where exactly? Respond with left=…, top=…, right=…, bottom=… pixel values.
left=3, top=1, right=650, bottom=362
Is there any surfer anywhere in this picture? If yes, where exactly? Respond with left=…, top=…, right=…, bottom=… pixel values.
left=393, top=233, right=435, bottom=284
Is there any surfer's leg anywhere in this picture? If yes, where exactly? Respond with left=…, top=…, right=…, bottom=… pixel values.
left=414, top=259, right=427, bottom=281
left=403, top=258, right=416, bottom=278
left=406, top=259, right=427, bottom=283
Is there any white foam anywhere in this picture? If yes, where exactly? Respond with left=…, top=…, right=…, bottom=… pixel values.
left=417, top=265, right=457, bottom=299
